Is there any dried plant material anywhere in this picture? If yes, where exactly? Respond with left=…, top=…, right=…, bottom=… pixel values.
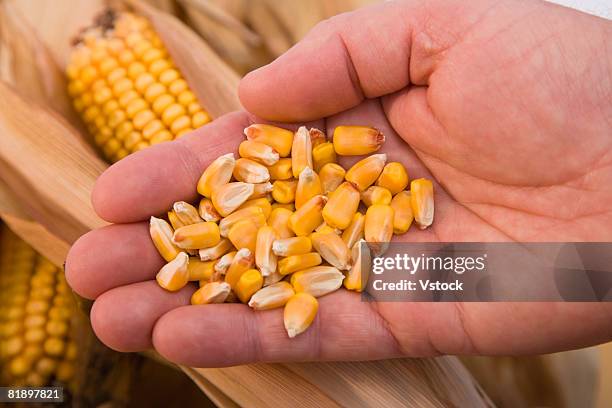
left=156, top=251, right=189, bottom=291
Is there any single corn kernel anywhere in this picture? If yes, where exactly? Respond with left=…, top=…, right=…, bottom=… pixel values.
left=167, top=210, right=186, bottom=230
left=187, top=257, right=215, bottom=281
left=239, top=140, right=279, bottom=166
left=319, top=163, right=346, bottom=194
left=272, top=236, right=312, bottom=257
left=156, top=252, right=189, bottom=291
left=322, top=182, right=360, bottom=230
left=289, top=195, right=327, bottom=236
left=214, top=251, right=237, bottom=275
left=150, top=216, right=182, bottom=261
left=244, top=124, right=293, bottom=157
left=233, top=158, right=270, bottom=184
left=344, top=240, right=370, bottom=292
left=345, top=154, right=387, bottom=191
left=238, top=197, right=272, bottom=219
left=295, top=167, right=322, bottom=209
left=390, top=191, right=414, bottom=234
left=361, top=186, right=392, bottom=206
left=272, top=180, right=297, bottom=204
left=333, top=125, right=384, bottom=155
left=199, top=238, right=233, bottom=261
left=310, top=232, right=351, bottom=270
left=267, top=158, right=293, bottom=180
left=249, top=182, right=273, bottom=199
left=284, top=293, right=318, bottom=338
left=278, top=252, right=322, bottom=275
left=271, top=202, right=295, bottom=211
left=376, top=162, right=409, bottom=195
left=312, top=142, right=336, bottom=172
left=290, top=266, right=344, bottom=297
left=197, top=153, right=235, bottom=198
left=219, top=206, right=266, bottom=237
left=173, top=201, right=203, bottom=225
left=364, top=204, right=394, bottom=256
left=255, top=226, right=278, bottom=277
left=410, top=178, right=434, bottom=229
left=173, top=222, right=221, bottom=249
left=212, top=182, right=255, bottom=217
left=342, top=212, right=365, bottom=249
left=268, top=208, right=295, bottom=239
left=227, top=219, right=258, bottom=252
left=248, top=282, right=295, bottom=310
left=314, top=222, right=341, bottom=235
left=291, top=126, right=313, bottom=177
left=264, top=271, right=284, bottom=286
left=225, top=248, right=254, bottom=288
left=191, top=282, right=231, bottom=304
left=309, top=128, right=327, bottom=147
left=198, top=198, right=221, bottom=222
left=235, top=269, right=263, bottom=303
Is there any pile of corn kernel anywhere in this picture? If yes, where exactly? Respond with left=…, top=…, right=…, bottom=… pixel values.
left=149, top=124, right=434, bottom=337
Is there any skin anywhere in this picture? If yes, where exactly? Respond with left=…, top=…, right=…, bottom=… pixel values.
left=65, top=0, right=612, bottom=367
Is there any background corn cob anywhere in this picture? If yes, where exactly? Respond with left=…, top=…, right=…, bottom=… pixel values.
left=0, top=225, right=78, bottom=389
left=66, top=9, right=212, bottom=162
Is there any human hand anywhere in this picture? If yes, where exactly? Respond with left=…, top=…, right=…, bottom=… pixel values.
left=66, top=0, right=612, bottom=366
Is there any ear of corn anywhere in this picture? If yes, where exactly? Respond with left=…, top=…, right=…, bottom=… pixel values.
left=66, top=10, right=211, bottom=162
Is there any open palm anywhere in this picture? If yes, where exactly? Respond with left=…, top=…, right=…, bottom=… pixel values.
left=66, top=0, right=612, bottom=366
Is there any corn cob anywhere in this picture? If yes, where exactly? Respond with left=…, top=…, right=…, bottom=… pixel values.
left=66, top=9, right=211, bottom=162
left=148, top=124, right=435, bottom=338
left=0, top=227, right=78, bottom=387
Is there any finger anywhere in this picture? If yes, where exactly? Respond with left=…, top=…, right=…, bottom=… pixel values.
left=65, top=223, right=162, bottom=300
left=90, top=280, right=194, bottom=352
left=239, top=0, right=482, bottom=121
left=152, top=290, right=401, bottom=367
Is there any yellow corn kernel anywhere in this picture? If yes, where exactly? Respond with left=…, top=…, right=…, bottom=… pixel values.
left=150, top=216, right=182, bottom=261
left=322, top=182, right=360, bottom=230
left=319, top=163, right=346, bottom=194
left=314, top=222, right=341, bottom=235
left=272, top=180, right=297, bottom=204
left=390, top=191, right=413, bottom=234
left=272, top=236, right=311, bottom=257
left=255, top=226, right=277, bottom=277
left=248, top=282, right=295, bottom=310
left=198, top=238, right=233, bottom=261
left=310, top=232, right=351, bottom=270
left=198, top=198, right=221, bottom=222
left=268, top=208, right=295, bottom=239
left=283, top=293, right=318, bottom=338
left=249, top=182, right=273, bottom=199
left=214, top=250, right=236, bottom=276
left=333, top=125, right=384, bottom=155
left=167, top=210, right=186, bottom=230
left=173, top=201, right=203, bottom=225
left=173, top=222, right=221, bottom=250
left=290, top=266, right=344, bottom=297
left=271, top=202, right=295, bottom=212
left=312, top=142, right=336, bottom=172
left=219, top=206, right=266, bottom=237
left=278, top=252, right=322, bottom=275
left=212, top=182, right=255, bottom=217
left=289, top=195, right=327, bottom=236
left=376, top=162, right=408, bottom=195
left=156, top=252, right=189, bottom=291
left=309, top=128, right=327, bottom=147
left=224, top=248, right=254, bottom=289
left=244, top=124, right=293, bottom=157
left=267, top=158, right=293, bottom=180
left=187, top=257, right=215, bottom=281
left=364, top=204, right=394, bottom=256
left=191, top=282, right=231, bottom=305
left=197, top=153, right=236, bottom=198
left=344, top=240, right=370, bottom=292
left=238, top=197, right=272, bottom=219
left=361, top=186, right=392, bottom=206
left=291, top=126, right=313, bottom=178
left=235, top=269, right=263, bottom=303
left=233, top=158, right=270, bottom=184
left=410, top=178, right=434, bottom=229
left=227, top=219, right=258, bottom=252
left=295, top=167, right=322, bottom=210
left=238, top=140, right=280, bottom=166
left=342, top=212, right=365, bottom=249
left=345, top=154, right=387, bottom=191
